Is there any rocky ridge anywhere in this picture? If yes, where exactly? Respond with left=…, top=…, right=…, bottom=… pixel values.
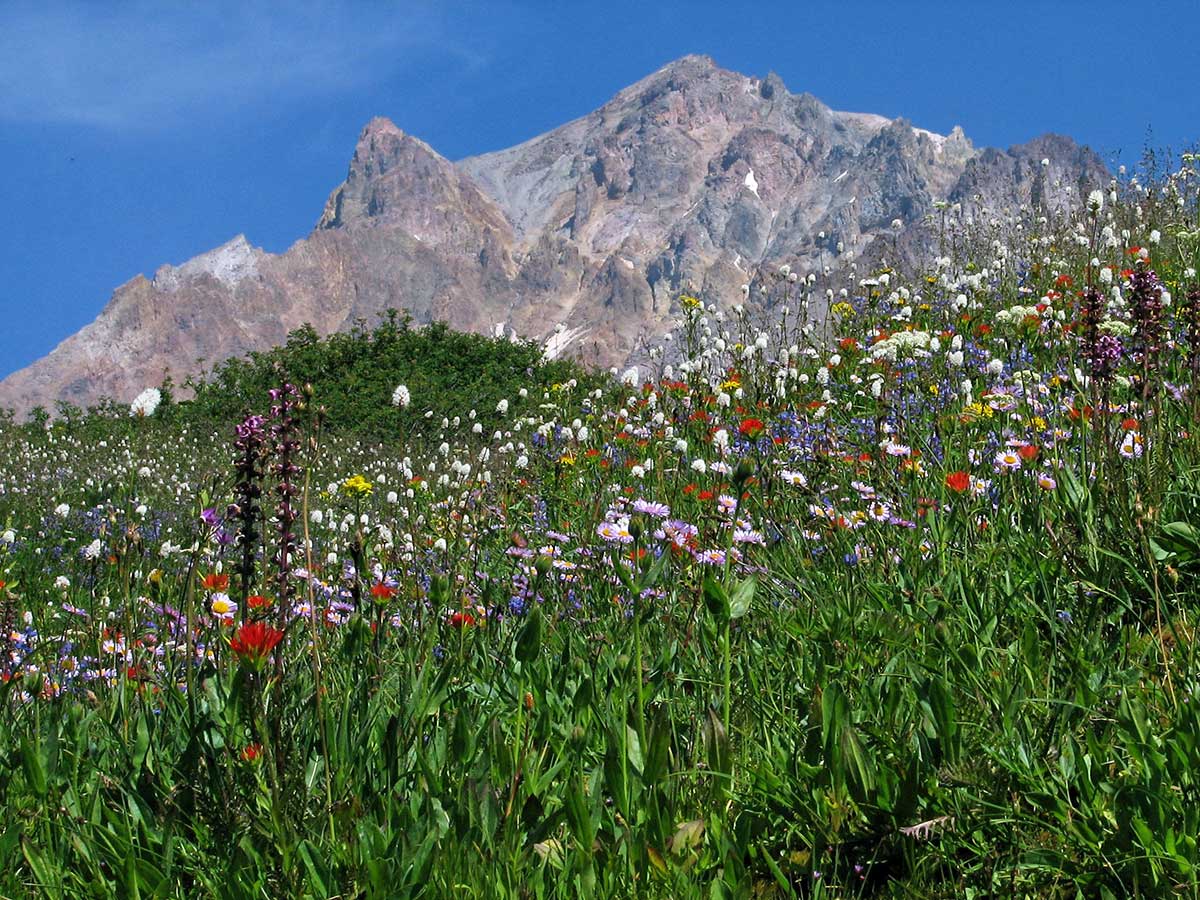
left=0, top=54, right=1108, bottom=414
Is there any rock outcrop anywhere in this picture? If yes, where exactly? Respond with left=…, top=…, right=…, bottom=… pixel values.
left=0, top=55, right=1108, bottom=415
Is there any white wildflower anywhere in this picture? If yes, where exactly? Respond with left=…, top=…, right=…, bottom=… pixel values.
left=130, top=387, right=162, bottom=418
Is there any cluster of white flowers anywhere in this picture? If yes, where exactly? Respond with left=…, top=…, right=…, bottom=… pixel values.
left=993, top=304, right=1042, bottom=326
left=392, top=384, right=411, bottom=409
left=868, top=330, right=934, bottom=362
left=129, top=387, right=162, bottom=418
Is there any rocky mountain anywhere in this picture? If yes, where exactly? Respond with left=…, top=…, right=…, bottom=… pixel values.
left=0, top=54, right=1108, bottom=415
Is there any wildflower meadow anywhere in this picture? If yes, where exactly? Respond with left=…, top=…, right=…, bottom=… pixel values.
left=3, top=156, right=1200, bottom=897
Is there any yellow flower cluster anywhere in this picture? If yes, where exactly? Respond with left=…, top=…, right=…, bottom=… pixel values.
left=342, top=474, right=373, bottom=497
left=680, top=294, right=702, bottom=309
left=960, top=402, right=995, bottom=423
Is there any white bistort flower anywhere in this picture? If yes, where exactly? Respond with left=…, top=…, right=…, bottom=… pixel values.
left=130, top=387, right=162, bottom=418
left=392, top=384, right=411, bottom=408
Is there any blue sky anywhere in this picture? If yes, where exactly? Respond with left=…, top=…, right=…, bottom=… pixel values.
left=1, top=0, right=1197, bottom=379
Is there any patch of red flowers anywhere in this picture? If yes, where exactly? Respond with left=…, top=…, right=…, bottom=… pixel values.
left=448, top=611, right=478, bottom=629
left=371, top=583, right=397, bottom=600
left=201, top=572, right=229, bottom=591
left=738, top=417, right=766, bottom=439
left=229, top=621, right=284, bottom=669
left=241, top=744, right=263, bottom=762
left=945, top=471, right=971, bottom=493
left=1017, top=445, right=1039, bottom=462
left=247, top=594, right=272, bottom=610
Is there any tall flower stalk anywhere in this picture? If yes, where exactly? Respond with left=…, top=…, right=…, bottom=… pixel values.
left=232, top=414, right=267, bottom=618
left=1185, top=284, right=1200, bottom=422
left=1078, top=285, right=1120, bottom=468
left=267, top=377, right=302, bottom=784
left=269, top=381, right=302, bottom=630
left=1128, top=265, right=1165, bottom=407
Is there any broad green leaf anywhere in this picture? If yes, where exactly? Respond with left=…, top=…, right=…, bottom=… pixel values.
left=729, top=576, right=756, bottom=619
left=516, top=606, right=544, bottom=663
left=703, top=576, right=730, bottom=624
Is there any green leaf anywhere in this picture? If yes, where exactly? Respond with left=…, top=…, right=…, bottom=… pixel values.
left=21, top=838, right=59, bottom=891
left=703, top=576, right=730, bottom=624
left=20, top=738, right=47, bottom=798
left=573, top=677, right=594, bottom=714
left=926, top=676, right=959, bottom=764
left=625, top=725, right=644, bottom=776
left=643, top=705, right=671, bottom=786
left=669, top=819, right=705, bottom=855
left=703, top=708, right=731, bottom=784
left=729, top=576, right=756, bottom=619
left=516, top=606, right=545, bottom=663
left=841, top=726, right=876, bottom=798
left=820, top=684, right=848, bottom=754
left=564, top=778, right=595, bottom=848
left=603, top=727, right=630, bottom=820
left=638, top=549, right=671, bottom=592
left=296, top=840, right=332, bottom=897
left=132, top=713, right=151, bottom=773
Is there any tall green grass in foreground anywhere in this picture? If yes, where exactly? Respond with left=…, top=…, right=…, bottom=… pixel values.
left=1, top=157, right=1200, bottom=897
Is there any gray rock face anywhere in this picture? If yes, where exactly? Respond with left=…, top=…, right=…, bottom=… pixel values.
left=0, top=54, right=1107, bottom=415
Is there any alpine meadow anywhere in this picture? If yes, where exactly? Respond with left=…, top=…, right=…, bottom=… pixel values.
left=2, top=38, right=1200, bottom=900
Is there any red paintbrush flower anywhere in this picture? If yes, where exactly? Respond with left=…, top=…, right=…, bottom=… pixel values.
left=201, top=572, right=229, bottom=591
left=371, top=582, right=397, bottom=600
left=229, top=621, right=284, bottom=669
left=945, top=471, right=971, bottom=493
left=738, top=417, right=766, bottom=439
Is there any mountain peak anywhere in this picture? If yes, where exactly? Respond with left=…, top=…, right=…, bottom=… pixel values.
left=657, top=53, right=718, bottom=76
left=361, top=115, right=403, bottom=137
left=317, top=119, right=463, bottom=230
left=0, top=58, right=1108, bottom=416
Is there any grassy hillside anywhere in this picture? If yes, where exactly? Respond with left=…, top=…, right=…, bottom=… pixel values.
left=0, top=161, right=1199, bottom=897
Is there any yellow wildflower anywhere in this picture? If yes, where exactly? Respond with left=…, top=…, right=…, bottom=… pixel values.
left=959, top=402, right=995, bottom=423
left=342, top=474, right=374, bottom=497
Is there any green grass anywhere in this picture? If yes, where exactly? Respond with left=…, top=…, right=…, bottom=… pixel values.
left=0, top=159, right=1199, bottom=897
